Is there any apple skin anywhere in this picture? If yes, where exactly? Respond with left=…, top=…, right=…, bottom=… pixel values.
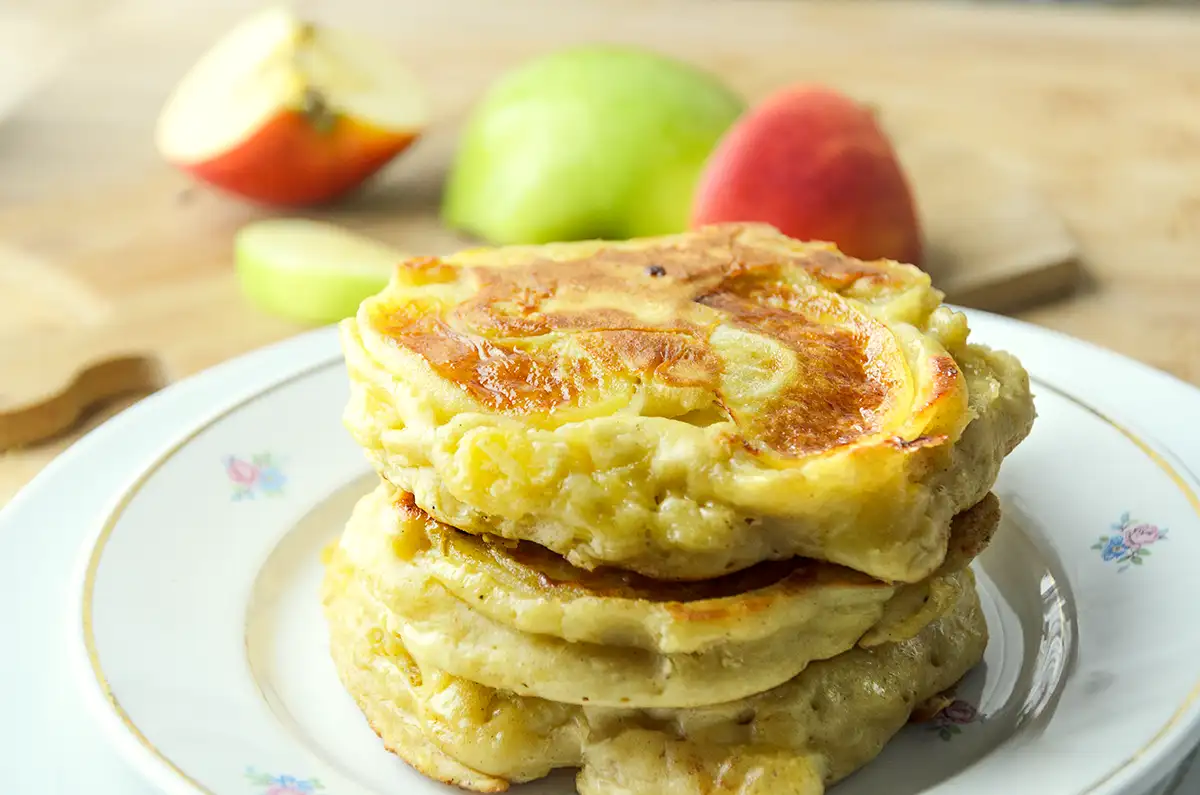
left=690, top=84, right=923, bottom=266
left=178, top=112, right=418, bottom=207
left=442, top=45, right=745, bottom=244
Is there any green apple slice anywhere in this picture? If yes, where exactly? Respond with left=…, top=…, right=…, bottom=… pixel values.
left=235, top=218, right=404, bottom=325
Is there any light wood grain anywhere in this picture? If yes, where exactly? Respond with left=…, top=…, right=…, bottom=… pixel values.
left=899, top=137, right=1081, bottom=312
left=3, top=0, right=1200, bottom=503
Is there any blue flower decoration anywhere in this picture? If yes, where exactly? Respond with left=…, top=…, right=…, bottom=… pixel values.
left=257, top=466, right=287, bottom=495
left=1101, top=535, right=1129, bottom=561
left=244, top=768, right=323, bottom=793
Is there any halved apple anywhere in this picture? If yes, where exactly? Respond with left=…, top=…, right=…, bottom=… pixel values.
left=155, top=7, right=427, bottom=206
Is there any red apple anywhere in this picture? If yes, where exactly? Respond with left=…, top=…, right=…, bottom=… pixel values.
left=155, top=8, right=427, bottom=207
left=691, top=84, right=922, bottom=266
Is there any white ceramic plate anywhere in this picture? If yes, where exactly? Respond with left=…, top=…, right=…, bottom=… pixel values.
left=2, top=315, right=1199, bottom=795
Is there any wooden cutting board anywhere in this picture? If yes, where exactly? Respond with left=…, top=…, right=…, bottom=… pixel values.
left=0, top=133, right=1079, bottom=451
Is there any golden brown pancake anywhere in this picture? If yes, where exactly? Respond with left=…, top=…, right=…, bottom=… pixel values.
left=321, top=553, right=989, bottom=794
left=331, top=484, right=996, bottom=708
left=351, top=483, right=998, bottom=652
left=342, top=223, right=1034, bottom=582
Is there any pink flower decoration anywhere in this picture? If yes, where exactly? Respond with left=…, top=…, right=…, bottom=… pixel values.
left=224, top=457, right=259, bottom=486
left=1124, top=523, right=1160, bottom=548
left=941, top=700, right=978, bottom=724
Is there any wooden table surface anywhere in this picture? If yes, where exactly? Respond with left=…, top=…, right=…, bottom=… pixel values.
left=3, top=0, right=1200, bottom=505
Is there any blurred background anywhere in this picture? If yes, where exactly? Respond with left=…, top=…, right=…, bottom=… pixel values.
left=2, top=0, right=1200, bottom=502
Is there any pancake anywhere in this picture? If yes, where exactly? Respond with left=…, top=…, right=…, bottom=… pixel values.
left=321, top=555, right=988, bottom=794
left=344, top=481, right=998, bottom=653
left=342, top=222, right=1034, bottom=582
left=329, top=486, right=994, bottom=708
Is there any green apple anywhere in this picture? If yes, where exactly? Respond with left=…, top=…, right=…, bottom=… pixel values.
left=235, top=218, right=404, bottom=325
left=442, top=45, right=745, bottom=244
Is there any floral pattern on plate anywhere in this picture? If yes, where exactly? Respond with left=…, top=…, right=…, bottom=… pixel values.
left=1092, top=512, right=1168, bottom=571
left=225, top=453, right=287, bottom=501
left=245, top=768, right=324, bottom=794
left=927, top=699, right=982, bottom=741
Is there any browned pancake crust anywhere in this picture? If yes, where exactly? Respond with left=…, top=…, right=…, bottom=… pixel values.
left=370, top=223, right=955, bottom=458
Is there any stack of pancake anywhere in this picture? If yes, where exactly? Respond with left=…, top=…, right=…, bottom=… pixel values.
left=322, top=223, right=1036, bottom=795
